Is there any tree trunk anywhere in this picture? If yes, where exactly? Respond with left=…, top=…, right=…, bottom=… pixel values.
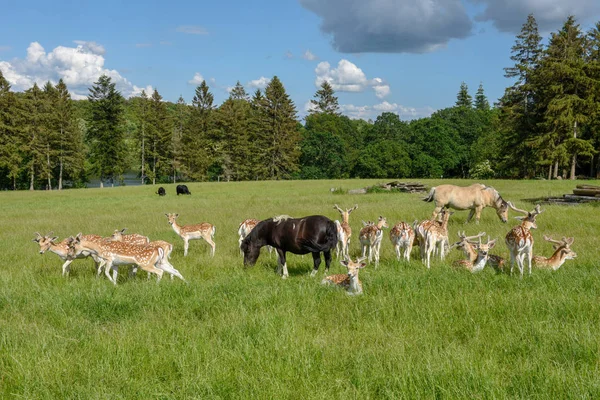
left=553, top=160, right=559, bottom=179
left=46, top=144, right=52, bottom=190
left=548, top=164, right=552, bottom=180
left=141, top=135, right=145, bottom=185
left=30, top=164, right=34, bottom=191
left=58, top=158, right=63, bottom=190
left=570, top=120, right=578, bottom=180
left=100, top=180, right=104, bottom=189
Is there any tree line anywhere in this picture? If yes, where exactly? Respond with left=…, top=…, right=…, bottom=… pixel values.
left=0, top=14, right=599, bottom=190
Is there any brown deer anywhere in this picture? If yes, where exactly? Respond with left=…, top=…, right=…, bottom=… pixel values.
left=533, top=236, right=577, bottom=271
left=505, top=203, right=544, bottom=277
left=333, top=204, right=358, bottom=259
left=110, top=228, right=150, bottom=246
left=453, top=236, right=497, bottom=273
left=414, top=212, right=445, bottom=260
left=322, top=257, right=367, bottom=295
left=359, top=216, right=388, bottom=267
left=451, top=231, right=506, bottom=272
left=389, top=221, right=415, bottom=261
left=33, top=232, right=103, bottom=276
left=165, top=213, right=216, bottom=257
left=423, top=210, right=453, bottom=269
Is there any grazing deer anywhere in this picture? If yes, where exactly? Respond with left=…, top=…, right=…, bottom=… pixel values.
left=454, top=236, right=497, bottom=273
left=414, top=212, right=445, bottom=260
left=110, top=228, right=150, bottom=246
left=505, top=203, right=544, bottom=277
left=333, top=204, right=358, bottom=259
left=389, top=221, right=415, bottom=261
left=322, top=257, right=367, bottom=295
left=423, top=210, right=453, bottom=269
left=165, top=213, right=216, bottom=257
left=359, top=216, right=388, bottom=267
left=423, top=183, right=509, bottom=224
left=533, top=236, right=577, bottom=271
left=33, top=232, right=103, bottom=276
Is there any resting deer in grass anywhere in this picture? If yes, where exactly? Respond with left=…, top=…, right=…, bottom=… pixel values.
left=505, top=203, right=544, bottom=277
left=322, top=257, right=367, bottom=295
left=450, top=231, right=486, bottom=262
left=165, top=213, right=216, bottom=257
left=423, top=209, right=453, bottom=269
left=333, top=204, right=358, bottom=259
left=533, top=236, right=577, bottom=271
left=359, top=216, right=388, bottom=267
left=389, top=221, right=415, bottom=261
left=110, top=229, right=150, bottom=246
left=33, top=232, right=103, bottom=276
left=453, top=236, right=497, bottom=273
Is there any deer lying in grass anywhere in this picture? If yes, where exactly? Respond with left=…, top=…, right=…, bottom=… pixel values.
left=389, top=221, right=415, bottom=261
left=110, top=228, right=150, bottom=246
left=322, top=257, right=367, bottom=295
left=359, top=216, right=388, bottom=267
left=450, top=231, right=506, bottom=272
left=33, top=232, right=103, bottom=276
left=533, top=236, right=577, bottom=271
left=333, top=204, right=358, bottom=259
left=505, top=203, right=544, bottom=277
left=453, top=236, right=497, bottom=273
left=423, top=210, right=453, bottom=269
left=165, top=213, right=216, bottom=257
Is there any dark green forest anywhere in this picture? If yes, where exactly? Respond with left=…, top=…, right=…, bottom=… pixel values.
left=1, top=15, right=600, bottom=190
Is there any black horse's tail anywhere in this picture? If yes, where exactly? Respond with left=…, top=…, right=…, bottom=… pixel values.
left=300, top=219, right=338, bottom=253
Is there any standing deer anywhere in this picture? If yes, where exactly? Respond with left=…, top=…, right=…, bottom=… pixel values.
left=389, top=221, right=415, bottom=261
left=333, top=204, right=358, bottom=259
left=165, top=213, right=216, bottom=257
left=453, top=236, right=497, bottom=273
left=414, top=212, right=445, bottom=260
left=533, top=236, right=577, bottom=271
left=322, top=257, right=367, bottom=295
left=505, top=203, right=544, bottom=277
left=110, top=228, right=150, bottom=246
left=423, top=210, right=453, bottom=269
left=33, top=232, right=103, bottom=276
left=359, top=216, right=388, bottom=267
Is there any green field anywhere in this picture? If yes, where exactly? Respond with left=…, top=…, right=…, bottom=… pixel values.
left=1, top=179, right=600, bottom=398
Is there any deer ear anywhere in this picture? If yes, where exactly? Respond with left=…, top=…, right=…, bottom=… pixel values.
left=488, top=240, right=496, bottom=249
left=340, top=260, right=349, bottom=267
left=120, top=228, right=126, bottom=233
left=165, top=213, right=169, bottom=218
left=359, top=262, right=367, bottom=268
left=50, top=236, right=59, bottom=243
left=175, top=213, right=179, bottom=217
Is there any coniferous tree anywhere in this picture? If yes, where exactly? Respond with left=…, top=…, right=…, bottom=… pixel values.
left=87, top=74, right=126, bottom=187
left=310, top=81, right=340, bottom=115
left=182, top=80, right=215, bottom=180
left=147, top=89, right=171, bottom=184
left=42, top=81, right=59, bottom=189
left=474, top=83, right=490, bottom=111
left=172, top=95, right=187, bottom=183
left=0, top=71, right=23, bottom=189
left=55, top=79, right=84, bottom=189
left=22, top=83, right=48, bottom=190
left=134, top=90, right=150, bottom=184
left=586, top=22, right=600, bottom=177
left=229, top=81, right=249, bottom=101
left=455, top=82, right=472, bottom=108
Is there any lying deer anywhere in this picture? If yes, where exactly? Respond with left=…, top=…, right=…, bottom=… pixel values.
left=533, top=235, right=577, bottom=271
left=451, top=231, right=506, bottom=272
left=389, top=221, right=415, bottom=261
left=423, top=210, right=453, bottom=269
left=505, top=203, right=544, bottom=277
left=165, top=213, right=216, bottom=257
left=322, top=257, right=367, bottom=295
left=359, top=216, right=388, bottom=267
left=33, top=232, right=103, bottom=276
left=110, top=228, right=150, bottom=246
left=333, top=204, right=358, bottom=259
left=454, top=236, right=497, bottom=273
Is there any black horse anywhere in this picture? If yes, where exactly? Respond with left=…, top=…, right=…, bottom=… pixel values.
left=176, top=184, right=191, bottom=195
left=241, top=215, right=338, bottom=278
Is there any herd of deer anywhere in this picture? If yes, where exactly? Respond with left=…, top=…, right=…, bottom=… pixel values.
left=32, top=184, right=577, bottom=295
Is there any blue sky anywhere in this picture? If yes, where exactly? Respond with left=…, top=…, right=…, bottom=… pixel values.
left=1, top=0, right=600, bottom=120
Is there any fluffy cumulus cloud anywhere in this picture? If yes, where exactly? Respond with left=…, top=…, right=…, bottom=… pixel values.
left=188, top=72, right=204, bottom=85
left=303, top=50, right=317, bottom=61
left=0, top=41, right=149, bottom=98
left=340, top=101, right=434, bottom=120
left=315, top=59, right=391, bottom=98
left=299, top=0, right=472, bottom=53
left=247, top=76, right=270, bottom=89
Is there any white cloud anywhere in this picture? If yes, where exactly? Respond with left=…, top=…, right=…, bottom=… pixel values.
left=247, top=76, right=270, bottom=89
left=188, top=72, right=204, bottom=85
left=176, top=25, right=208, bottom=35
left=304, top=100, right=318, bottom=113
left=132, top=85, right=154, bottom=97
left=315, top=59, right=391, bottom=98
left=340, top=101, right=434, bottom=120
left=303, top=50, right=317, bottom=61
left=0, top=41, right=149, bottom=99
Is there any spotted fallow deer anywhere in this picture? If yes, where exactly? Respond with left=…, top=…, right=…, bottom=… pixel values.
left=165, top=213, right=216, bottom=257
left=33, top=232, right=103, bottom=276
left=450, top=231, right=486, bottom=262
left=322, top=257, right=367, bottom=295
left=128, top=240, right=179, bottom=280
left=389, top=221, right=415, bottom=261
left=505, top=203, right=544, bottom=277
left=533, top=235, right=577, bottom=271
left=414, top=212, right=445, bottom=260
left=423, top=209, right=453, bottom=269
left=454, top=236, right=497, bottom=273
left=110, top=229, right=150, bottom=246
left=333, top=204, right=358, bottom=259
left=359, top=216, right=388, bottom=267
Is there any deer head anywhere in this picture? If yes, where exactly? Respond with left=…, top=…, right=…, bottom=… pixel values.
left=376, top=216, right=388, bottom=229
left=473, top=236, right=497, bottom=257
left=165, top=213, right=179, bottom=225
left=508, top=202, right=544, bottom=229
left=450, top=231, right=485, bottom=250
left=340, top=256, right=367, bottom=279
left=543, top=235, right=577, bottom=259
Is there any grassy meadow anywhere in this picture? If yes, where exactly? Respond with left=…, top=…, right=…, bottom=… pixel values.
left=1, top=179, right=600, bottom=398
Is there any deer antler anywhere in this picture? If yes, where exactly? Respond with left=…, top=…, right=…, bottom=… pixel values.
left=531, top=204, right=544, bottom=216
left=507, top=201, right=529, bottom=215
left=543, top=235, right=564, bottom=246
left=349, top=204, right=358, bottom=212
left=333, top=204, right=343, bottom=213
left=563, top=237, right=574, bottom=246
left=461, top=231, right=486, bottom=242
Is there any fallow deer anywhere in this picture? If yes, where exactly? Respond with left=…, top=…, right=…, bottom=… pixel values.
left=423, top=209, right=453, bottom=269
left=165, top=213, right=216, bottom=257
left=333, top=204, right=358, bottom=259
left=389, top=221, right=415, bottom=261
left=505, top=203, right=544, bottom=277
left=322, top=257, right=367, bottom=295
left=533, top=236, right=577, bottom=271
left=450, top=231, right=486, bottom=262
left=359, top=216, right=388, bottom=267
left=130, top=240, right=178, bottom=280
left=33, top=232, right=103, bottom=276
left=110, top=228, right=150, bottom=246
left=453, top=236, right=497, bottom=273
left=414, top=212, right=445, bottom=260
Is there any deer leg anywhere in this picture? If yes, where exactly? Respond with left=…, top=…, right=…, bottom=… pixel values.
left=61, top=259, right=73, bottom=276
left=394, top=243, right=400, bottom=261
left=183, top=238, right=189, bottom=257
left=140, top=263, right=164, bottom=283
left=104, top=260, right=116, bottom=285
left=112, top=266, right=118, bottom=283
left=96, top=259, right=106, bottom=278
left=527, top=249, right=533, bottom=276
left=311, top=252, right=322, bottom=276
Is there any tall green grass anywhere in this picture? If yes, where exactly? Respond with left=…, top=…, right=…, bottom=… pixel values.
left=1, top=179, right=599, bottom=398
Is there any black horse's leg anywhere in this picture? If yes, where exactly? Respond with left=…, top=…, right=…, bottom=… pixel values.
left=310, top=252, right=321, bottom=277
left=323, top=250, right=332, bottom=273
left=276, top=249, right=288, bottom=279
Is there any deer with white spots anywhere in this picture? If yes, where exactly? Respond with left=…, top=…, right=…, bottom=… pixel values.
left=389, top=221, right=415, bottom=261
left=533, top=236, right=577, bottom=271
left=110, top=234, right=178, bottom=280
left=165, top=213, right=216, bottom=257
left=33, top=232, right=104, bottom=276
left=423, top=209, right=452, bottom=269
left=333, top=204, right=358, bottom=259
left=359, top=216, right=388, bottom=267
left=453, top=235, right=497, bottom=273
left=322, top=257, right=367, bottom=295
left=505, top=203, right=544, bottom=277
left=110, top=228, right=150, bottom=246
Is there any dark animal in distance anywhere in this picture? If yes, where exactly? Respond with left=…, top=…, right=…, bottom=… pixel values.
left=241, top=215, right=338, bottom=279
left=176, top=185, right=191, bottom=195
left=156, top=187, right=166, bottom=196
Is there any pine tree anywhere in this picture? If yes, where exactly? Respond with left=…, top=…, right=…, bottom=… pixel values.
left=504, top=14, right=544, bottom=94
left=134, top=90, right=150, bottom=184
left=586, top=22, right=600, bottom=177
left=22, top=84, right=49, bottom=190
left=42, top=81, right=59, bottom=189
left=55, top=79, right=84, bottom=189
left=474, top=83, right=490, bottom=111
left=182, top=80, right=215, bottom=180
left=455, top=82, right=472, bottom=108
left=0, top=71, right=23, bottom=189
left=310, top=81, right=340, bottom=115
left=229, top=81, right=248, bottom=101
left=172, top=95, right=187, bottom=183
left=87, top=74, right=126, bottom=187
left=147, top=89, right=171, bottom=184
